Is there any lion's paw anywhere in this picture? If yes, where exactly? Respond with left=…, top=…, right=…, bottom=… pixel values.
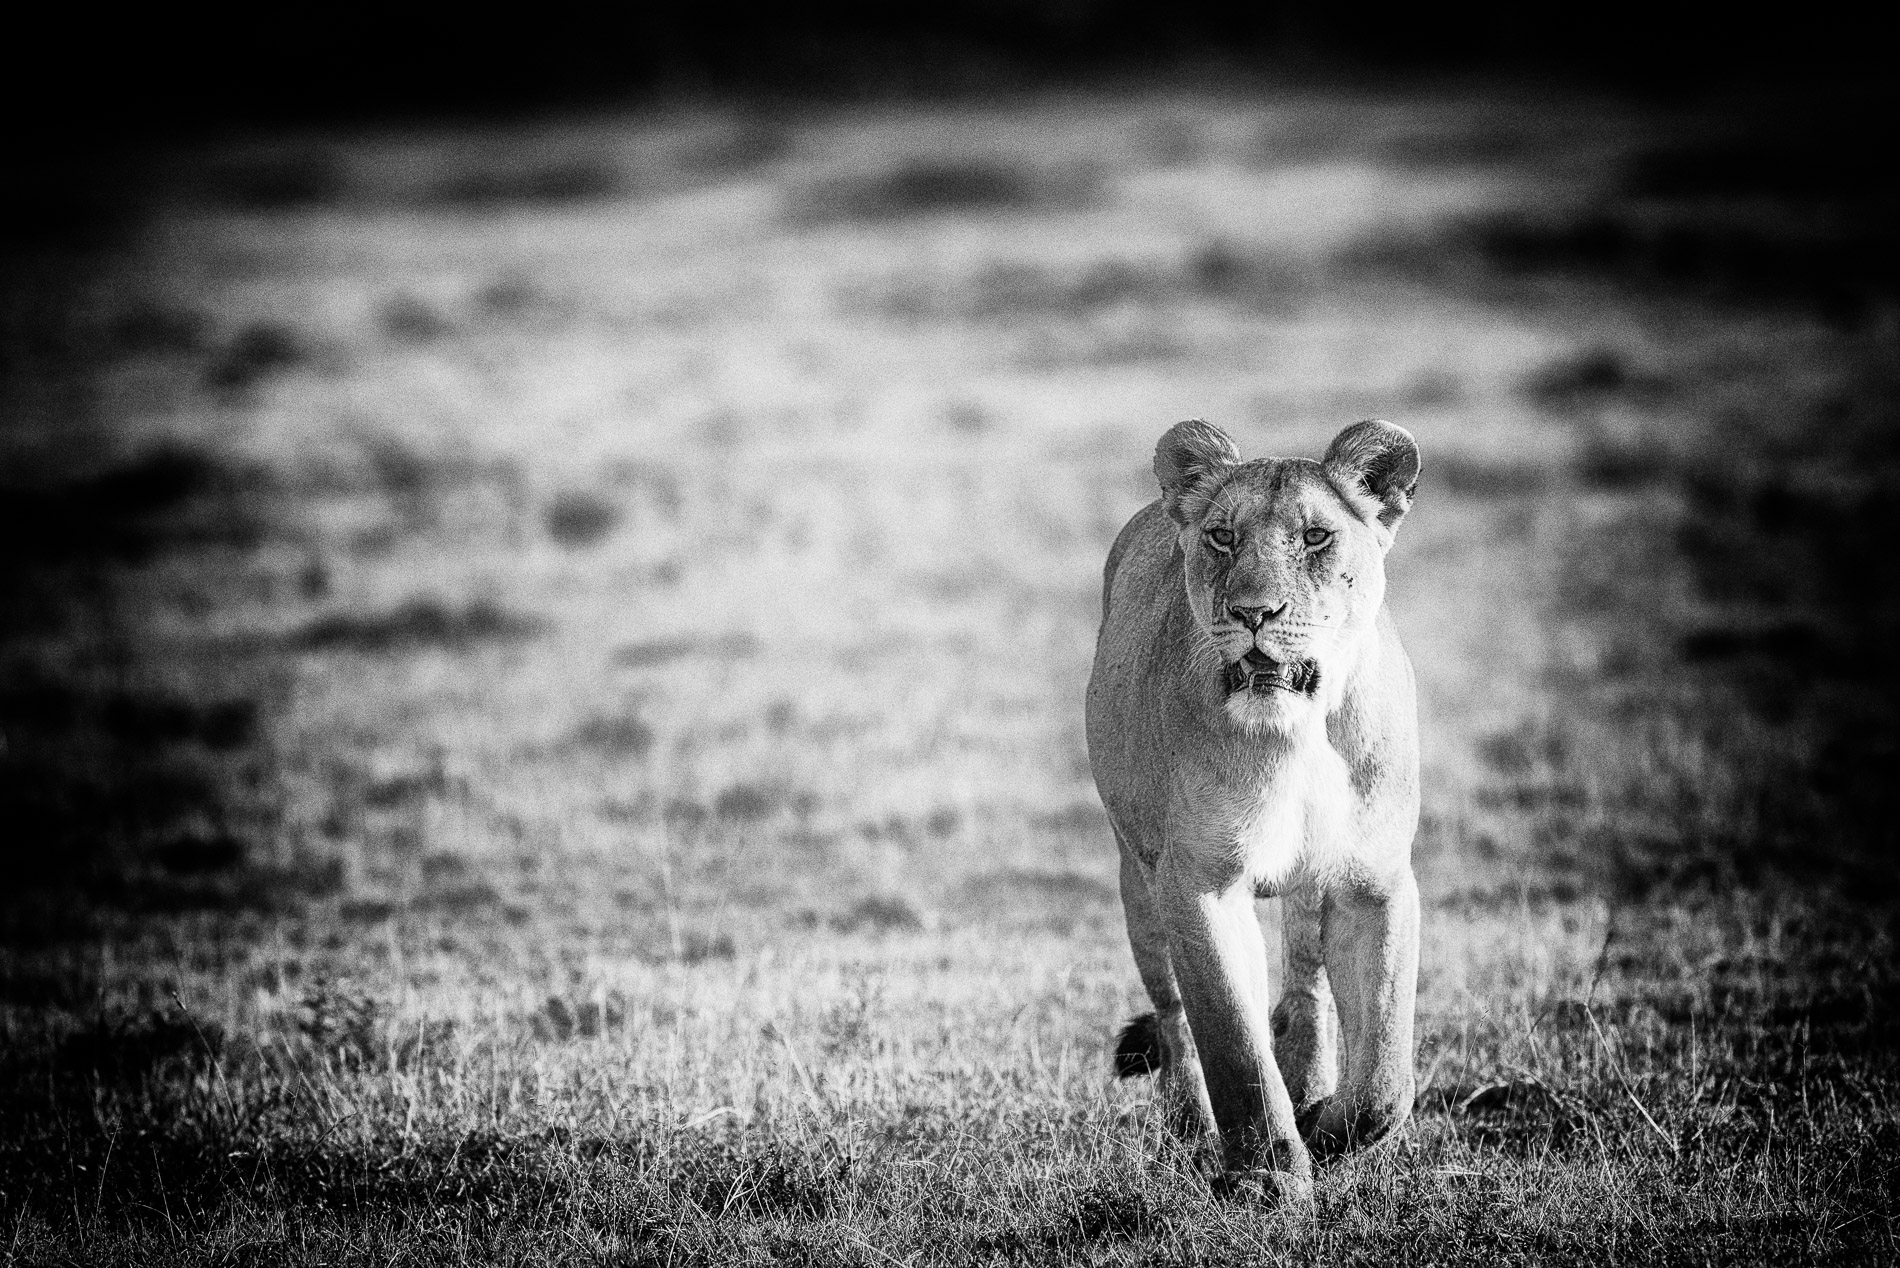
left=1211, top=1166, right=1315, bottom=1209
left=1300, top=1096, right=1409, bottom=1160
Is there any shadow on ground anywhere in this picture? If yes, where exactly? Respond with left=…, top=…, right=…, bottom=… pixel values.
left=1508, top=120, right=1900, bottom=902
left=0, top=290, right=314, bottom=940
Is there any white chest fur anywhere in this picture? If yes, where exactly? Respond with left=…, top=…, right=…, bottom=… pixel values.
left=1235, top=730, right=1354, bottom=896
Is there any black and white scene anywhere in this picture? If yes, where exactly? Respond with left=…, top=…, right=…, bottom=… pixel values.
left=2, top=6, right=1895, bottom=1263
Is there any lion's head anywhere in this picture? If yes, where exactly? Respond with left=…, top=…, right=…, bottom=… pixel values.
left=1153, top=418, right=1420, bottom=732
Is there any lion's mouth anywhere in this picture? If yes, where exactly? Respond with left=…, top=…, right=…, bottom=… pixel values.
left=1222, top=649, right=1321, bottom=698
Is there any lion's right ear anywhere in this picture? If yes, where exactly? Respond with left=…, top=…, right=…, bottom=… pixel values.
left=1154, top=419, right=1239, bottom=525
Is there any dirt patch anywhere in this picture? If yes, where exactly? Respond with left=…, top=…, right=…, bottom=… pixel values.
left=790, top=157, right=1101, bottom=223
left=296, top=598, right=544, bottom=653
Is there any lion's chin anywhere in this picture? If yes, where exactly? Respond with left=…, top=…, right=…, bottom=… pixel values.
left=1222, top=688, right=1309, bottom=733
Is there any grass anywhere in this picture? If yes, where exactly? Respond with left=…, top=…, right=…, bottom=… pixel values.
left=1, top=83, right=1896, bottom=1263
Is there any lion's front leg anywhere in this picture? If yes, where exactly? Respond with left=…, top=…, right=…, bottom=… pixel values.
left=1272, top=885, right=1337, bottom=1114
left=1158, top=858, right=1312, bottom=1201
left=1304, top=866, right=1420, bottom=1159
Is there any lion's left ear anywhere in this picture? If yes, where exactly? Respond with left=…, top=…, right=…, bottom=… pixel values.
left=1322, top=419, right=1420, bottom=530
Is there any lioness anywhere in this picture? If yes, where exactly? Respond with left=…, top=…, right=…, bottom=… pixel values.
left=1086, top=418, right=1421, bottom=1202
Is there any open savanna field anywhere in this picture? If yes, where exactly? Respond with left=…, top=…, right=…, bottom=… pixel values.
left=2, top=82, right=1896, bottom=1264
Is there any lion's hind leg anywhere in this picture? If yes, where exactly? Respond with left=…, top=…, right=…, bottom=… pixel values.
left=1117, top=850, right=1217, bottom=1146
left=1272, top=885, right=1338, bottom=1117
left=1111, top=1008, right=1213, bottom=1146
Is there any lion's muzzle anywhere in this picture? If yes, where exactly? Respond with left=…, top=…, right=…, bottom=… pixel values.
left=1222, top=649, right=1321, bottom=698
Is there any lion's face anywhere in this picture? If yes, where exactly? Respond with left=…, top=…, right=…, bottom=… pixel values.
left=1180, top=460, right=1389, bottom=728
left=1154, top=419, right=1420, bottom=732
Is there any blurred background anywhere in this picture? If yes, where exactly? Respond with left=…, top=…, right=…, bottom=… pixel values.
left=2, top=5, right=1896, bottom=1261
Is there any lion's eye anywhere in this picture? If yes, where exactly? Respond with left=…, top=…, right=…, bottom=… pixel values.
left=1302, top=526, right=1332, bottom=547
left=1206, top=527, right=1236, bottom=550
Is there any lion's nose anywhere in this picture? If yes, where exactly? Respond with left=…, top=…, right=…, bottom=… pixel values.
left=1228, top=602, right=1286, bottom=630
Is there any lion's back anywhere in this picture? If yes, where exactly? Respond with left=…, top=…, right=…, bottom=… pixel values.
left=1087, top=501, right=1182, bottom=853
left=1098, top=500, right=1176, bottom=627
left=1096, top=500, right=1164, bottom=623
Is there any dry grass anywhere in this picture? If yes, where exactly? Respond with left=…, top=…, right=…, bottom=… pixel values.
left=1, top=84, right=1895, bottom=1264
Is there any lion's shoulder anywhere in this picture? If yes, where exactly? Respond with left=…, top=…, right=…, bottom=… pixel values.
left=1100, top=499, right=1175, bottom=622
